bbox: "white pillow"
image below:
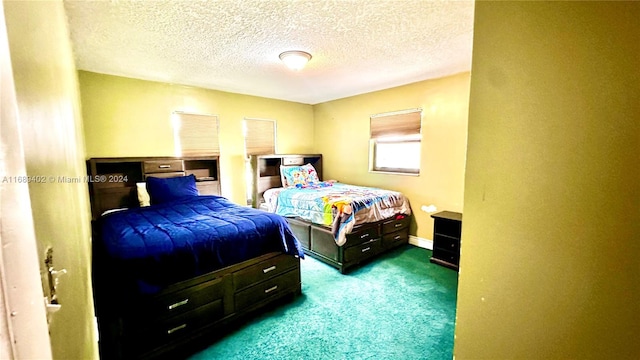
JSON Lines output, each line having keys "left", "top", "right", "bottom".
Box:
{"left": 101, "top": 208, "right": 128, "bottom": 217}
{"left": 136, "top": 182, "right": 151, "bottom": 207}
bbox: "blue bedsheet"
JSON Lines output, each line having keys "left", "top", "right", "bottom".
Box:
{"left": 97, "top": 195, "right": 303, "bottom": 295}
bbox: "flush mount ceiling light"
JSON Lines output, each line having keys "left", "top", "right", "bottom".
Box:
{"left": 279, "top": 50, "right": 312, "bottom": 71}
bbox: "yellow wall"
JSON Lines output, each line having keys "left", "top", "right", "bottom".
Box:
{"left": 313, "top": 73, "right": 470, "bottom": 239}
{"left": 79, "top": 71, "right": 315, "bottom": 203}
{"left": 81, "top": 72, "right": 469, "bottom": 240}
{"left": 4, "top": 1, "right": 98, "bottom": 359}
{"left": 456, "top": 1, "right": 640, "bottom": 358}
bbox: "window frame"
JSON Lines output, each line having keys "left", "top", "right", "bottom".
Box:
{"left": 370, "top": 136, "right": 421, "bottom": 175}
{"left": 243, "top": 118, "right": 276, "bottom": 205}
{"left": 369, "top": 108, "right": 422, "bottom": 175}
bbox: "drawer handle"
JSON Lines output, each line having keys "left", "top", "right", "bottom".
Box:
{"left": 360, "top": 233, "right": 370, "bottom": 239}
{"left": 159, "top": 164, "right": 171, "bottom": 169}
{"left": 168, "top": 299, "right": 189, "bottom": 310}
{"left": 167, "top": 324, "right": 187, "bottom": 335}
{"left": 361, "top": 247, "right": 371, "bottom": 253}
{"left": 265, "top": 285, "right": 278, "bottom": 294}
{"left": 263, "top": 265, "right": 276, "bottom": 274}
{"left": 394, "top": 223, "right": 402, "bottom": 228}
{"left": 394, "top": 235, "right": 401, "bottom": 240}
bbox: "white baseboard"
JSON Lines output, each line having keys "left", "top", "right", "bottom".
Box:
{"left": 409, "top": 235, "right": 433, "bottom": 250}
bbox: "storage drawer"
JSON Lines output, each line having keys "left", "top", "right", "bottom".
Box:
{"left": 134, "top": 300, "right": 224, "bottom": 351}
{"left": 234, "top": 268, "right": 301, "bottom": 311}
{"left": 381, "top": 216, "right": 410, "bottom": 234}
{"left": 195, "top": 180, "right": 220, "bottom": 195}
{"left": 258, "top": 176, "right": 281, "bottom": 194}
{"left": 434, "top": 218, "right": 461, "bottom": 238}
{"left": 432, "top": 248, "right": 460, "bottom": 265}
{"left": 139, "top": 276, "right": 225, "bottom": 320}
{"left": 233, "top": 254, "right": 298, "bottom": 291}
{"left": 94, "top": 187, "right": 137, "bottom": 215}
{"left": 383, "top": 228, "right": 408, "bottom": 249}
{"left": 143, "top": 159, "right": 185, "bottom": 174}
{"left": 282, "top": 157, "right": 304, "bottom": 166}
{"left": 345, "top": 224, "right": 379, "bottom": 247}
{"left": 145, "top": 171, "right": 186, "bottom": 179}
{"left": 433, "top": 234, "right": 460, "bottom": 252}
{"left": 343, "top": 238, "right": 382, "bottom": 262}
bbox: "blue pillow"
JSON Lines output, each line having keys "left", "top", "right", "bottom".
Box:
{"left": 146, "top": 175, "right": 199, "bottom": 204}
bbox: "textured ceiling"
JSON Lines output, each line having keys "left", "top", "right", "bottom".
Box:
{"left": 63, "top": 0, "right": 474, "bottom": 105}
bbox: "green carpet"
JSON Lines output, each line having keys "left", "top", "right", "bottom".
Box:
{"left": 189, "top": 245, "right": 458, "bottom": 360}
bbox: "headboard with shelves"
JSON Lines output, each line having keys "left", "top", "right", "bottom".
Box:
{"left": 87, "top": 156, "right": 220, "bottom": 219}
{"left": 249, "top": 154, "right": 322, "bottom": 208}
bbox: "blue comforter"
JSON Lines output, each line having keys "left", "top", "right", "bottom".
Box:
{"left": 97, "top": 195, "right": 303, "bottom": 295}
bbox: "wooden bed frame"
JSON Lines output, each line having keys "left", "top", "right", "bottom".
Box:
{"left": 88, "top": 157, "right": 301, "bottom": 359}
{"left": 250, "top": 154, "right": 410, "bottom": 273}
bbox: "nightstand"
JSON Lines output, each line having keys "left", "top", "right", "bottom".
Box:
{"left": 430, "top": 211, "right": 462, "bottom": 271}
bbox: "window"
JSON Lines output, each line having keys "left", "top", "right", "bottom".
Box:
{"left": 243, "top": 118, "right": 276, "bottom": 155}
{"left": 172, "top": 112, "right": 219, "bottom": 156}
{"left": 369, "top": 108, "right": 422, "bottom": 174}
{"left": 243, "top": 118, "right": 276, "bottom": 205}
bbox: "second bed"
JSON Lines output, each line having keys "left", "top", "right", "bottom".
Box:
{"left": 253, "top": 155, "right": 412, "bottom": 273}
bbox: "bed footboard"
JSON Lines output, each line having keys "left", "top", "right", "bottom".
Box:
{"left": 287, "top": 216, "right": 410, "bottom": 273}
{"left": 95, "top": 252, "right": 301, "bottom": 359}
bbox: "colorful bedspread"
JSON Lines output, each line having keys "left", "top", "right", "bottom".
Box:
{"left": 96, "top": 196, "right": 303, "bottom": 295}
{"left": 265, "top": 183, "right": 411, "bottom": 246}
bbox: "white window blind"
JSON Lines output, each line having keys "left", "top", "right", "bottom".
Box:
{"left": 244, "top": 118, "right": 276, "bottom": 155}
{"left": 173, "top": 112, "right": 219, "bottom": 156}
{"left": 370, "top": 109, "right": 422, "bottom": 139}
